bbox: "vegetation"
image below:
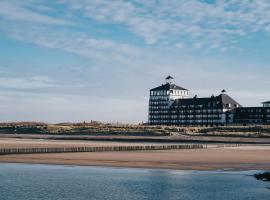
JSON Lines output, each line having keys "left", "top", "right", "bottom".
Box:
{"left": 0, "top": 122, "right": 270, "bottom": 137}
{"left": 177, "top": 126, "right": 270, "bottom": 138}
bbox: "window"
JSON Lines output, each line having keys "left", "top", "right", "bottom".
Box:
{"left": 226, "top": 104, "right": 231, "bottom": 108}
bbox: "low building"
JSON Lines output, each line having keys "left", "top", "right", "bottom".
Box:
{"left": 233, "top": 105, "right": 270, "bottom": 125}
{"left": 263, "top": 101, "right": 270, "bottom": 108}
{"left": 169, "top": 94, "right": 240, "bottom": 126}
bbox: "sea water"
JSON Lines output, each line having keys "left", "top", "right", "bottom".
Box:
{"left": 0, "top": 163, "right": 269, "bottom": 200}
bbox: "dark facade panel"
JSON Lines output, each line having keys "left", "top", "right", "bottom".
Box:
{"left": 233, "top": 107, "right": 270, "bottom": 124}
{"left": 149, "top": 93, "right": 241, "bottom": 126}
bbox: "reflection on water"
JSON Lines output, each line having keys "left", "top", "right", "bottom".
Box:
{"left": 0, "top": 163, "right": 269, "bottom": 200}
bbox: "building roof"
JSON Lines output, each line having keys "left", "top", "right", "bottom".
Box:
{"left": 150, "top": 83, "right": 188, "bottom": 91}
{"left": 171, "top": 94, "right": 241, "bottom": 109}
{"left": 262, "top": 101, "right": 270, "bottom": 104}
{"left": 219, "top": 94, "right": 241, "bottom": 107}
{"left": 166, "top": 75, "right": 173, "bottom": 80}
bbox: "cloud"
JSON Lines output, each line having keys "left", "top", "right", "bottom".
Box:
{"left": 0, "top": 75, "right": 55, "bottom": 90}
{"left": 60, "top": 0, "right": 270, "bottom": 49}
{"left": 0, "top": 74, "right": 85, "bottom": 91}
{"left": 2, "top": 24, "right": 141, "bottom": 64}
{"left": 193, "top": 42, "right": 203, "bottom": 49}
{"left": 2, "top": 0, "right": 270, "bottom": 50}
{"left": 175, "top": 42, "right": 185, "bottom": 49}
{"left": 0, "top": 1, "right": 68, "bottom": 25}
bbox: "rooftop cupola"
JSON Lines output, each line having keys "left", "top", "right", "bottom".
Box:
{"left": 165, "top": 75, "right": 173, "bottom": 84}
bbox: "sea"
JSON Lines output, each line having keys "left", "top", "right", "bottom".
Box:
{"left": 0, "top": 163, "right": 269, "bottom": 200}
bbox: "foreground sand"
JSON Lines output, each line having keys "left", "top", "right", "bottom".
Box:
{"left": 1, "top": 141, "right": 270, "bottom": 170}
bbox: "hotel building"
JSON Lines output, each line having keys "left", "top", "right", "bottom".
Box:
{"left": 148, "top": 76, "right": 269, "bottom": 126}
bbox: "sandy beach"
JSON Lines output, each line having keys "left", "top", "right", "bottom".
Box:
{"left": 1, "top": 138, "right": 270, "bottom": 170}
{"left": 0, "top": 138, "right": 164, "bottom": 148}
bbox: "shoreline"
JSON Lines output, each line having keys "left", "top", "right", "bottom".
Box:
{"left": 1, "top": 159, "right": 270, "bottom": 171}
{"left": 0, "top": 161, "right": 267, "bottom": 173}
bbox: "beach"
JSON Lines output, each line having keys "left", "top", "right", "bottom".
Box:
{"left": 1, "top": 138, "right": 270, "bottom": 170}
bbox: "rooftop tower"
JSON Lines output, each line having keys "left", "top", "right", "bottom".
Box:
{"left": 148, "top": 76, "right": 189, "bottom": 125}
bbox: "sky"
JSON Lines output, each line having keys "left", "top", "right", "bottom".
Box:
{"left": 0, "top": 0, "right": 270, "bottom": 123}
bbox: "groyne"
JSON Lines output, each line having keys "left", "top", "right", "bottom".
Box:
{"left": 0, "top": 144, "right": 206, "bottom": 155}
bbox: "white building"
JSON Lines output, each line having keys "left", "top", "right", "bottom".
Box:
{"left": 148, "top": 76, "right": 189, "bottom": 125}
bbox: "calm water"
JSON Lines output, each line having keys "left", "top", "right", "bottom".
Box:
{"left": 0, "top": 163, "right": 269, "bottom": 200}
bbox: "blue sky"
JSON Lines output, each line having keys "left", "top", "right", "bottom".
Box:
{"left": 0, "top": 0, "right": 270, "bottom": 123}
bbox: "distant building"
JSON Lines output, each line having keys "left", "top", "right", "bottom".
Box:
{"left": 169, "top": 94, "right": 240, "bottom": 126}
{"left": 233, "top": 104, "right": 270, "bottom": 125}
{"left": 148, "top": 76, "right": 240, "bottom": 125}
{"left": 263, "top": 101, "right": 270, "bottom": 108}
{"left": 148, "top": 76, "right": 270, "bottom": 126}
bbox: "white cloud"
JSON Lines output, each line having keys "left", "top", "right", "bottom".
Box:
{"left": 0, "top": 76, "right": 54, "bottom": 90}
{"left": 175, "top": 42, "right": 185, "bottom": 49}
{"left": 2, "top": 25, "right": 141, "bottom": 64}
{"left": 60, "top": 0, "right": 270, "bottom": 49}
{"left": 193, "top": 42, "right": 203, "bottom": 49}
{"left": 0, "top": 1, "right": 68, "bottom": 25}
{"left": 0, "top": 74, "right": 84, "bottom": 90}
{"left": 2, "top": 0, "right": 270, "bottom": 50}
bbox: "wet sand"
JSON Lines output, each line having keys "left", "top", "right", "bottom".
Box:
{"left": 1, "top": 133, "right": 270, "bottom": 144}
{"left": 1, "top": 138, "right": 270, "bottom": 170}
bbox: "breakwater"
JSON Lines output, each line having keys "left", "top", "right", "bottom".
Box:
{"left": 0, "top": 144, "right": 206, "bottom": 155}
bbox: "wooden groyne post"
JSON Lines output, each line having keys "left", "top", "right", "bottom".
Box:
{"left": 0, "top": 144, "right": 206, "bottom": 155}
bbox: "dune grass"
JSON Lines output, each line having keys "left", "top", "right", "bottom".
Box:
{"left": 0, "top": 122, "right": 270, "bottom": 137}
